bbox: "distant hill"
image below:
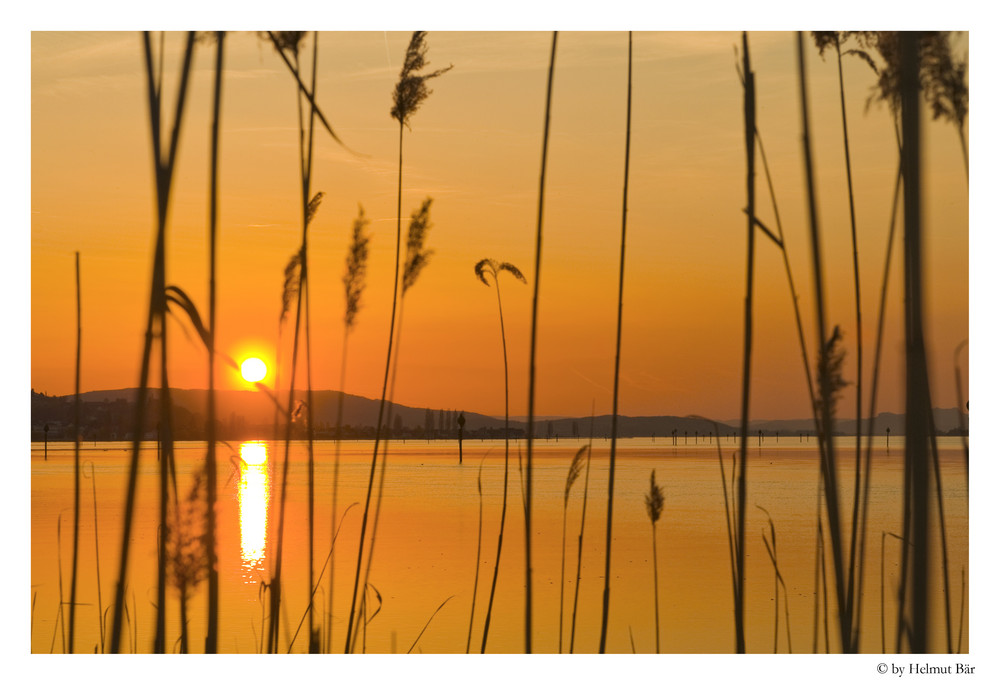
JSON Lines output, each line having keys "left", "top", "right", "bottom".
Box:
{"left": 31, "top": 387, "right": 967, "bottom": 441}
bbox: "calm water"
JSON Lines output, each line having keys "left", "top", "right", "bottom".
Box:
{"left": 30, "top": 436, "right": 968, "bottom": 654}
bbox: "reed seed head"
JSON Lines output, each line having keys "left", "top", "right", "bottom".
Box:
{"left": 343, "top": 205, "right": 371, "bottom": 330}
{"left": 280, "top": 250, "right": 302, "bottom": 325}
{"left": 645, "top": 469, "right": 665, "bottom": 524}
{"left": 815, "top": 324, "right": 849, "bottom": 420}
{"left": 391, "top": 31, "right": 453, "bottom": 127}
{"left": 168, "top": 468, "right": 209, "bottom": 594}
{"left": 403, "top": 198, "right": 434, "bottom": 294}
{"left": 475, "top": 258, "right": 527, "bottom": 287}
{"left": 564, "top": 445, "right": 587, "bottom": 506}
{"left": 306, "top": 191, "right": 325, "bottom": 227}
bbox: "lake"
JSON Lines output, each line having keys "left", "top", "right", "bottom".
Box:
{"left": 30, "top": 435, "right": 968, "bottom": 654}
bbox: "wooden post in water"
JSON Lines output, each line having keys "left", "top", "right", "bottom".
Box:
{"left": 44, "top": 423, "right": 49, "bottom": 461}
{"left": 457, "top": 412, "right": 465, "bottom": 465}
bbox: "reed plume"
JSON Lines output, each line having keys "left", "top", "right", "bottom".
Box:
{"left": 474, "top": 257, "right": 526, "bottom": 652}
{"left": 559, "top": 445, "right": 586, "bottom": 653}
{"left": 645, "top": 469, "right": 664, "bottom": 653}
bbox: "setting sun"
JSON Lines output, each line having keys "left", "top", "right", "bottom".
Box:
{"left": 240, "top": 357, "right": 267, "bottom": 383}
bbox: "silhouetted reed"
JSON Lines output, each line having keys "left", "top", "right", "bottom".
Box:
{"left": 261, "top": 29, "right": 333, "bottom": 653}
{"left": 559, "top": 445, "right": 586, "bottom": 653}
{"left": 734, "top": 30, "right": 756, "bottom": 654}
{"left": 757, "top": 505, "right": 792, "bottom": 653}
{"left": 798, "top": 30, "right": 852, "bottom": 653}
{"left": 466, "top": 456, "right": 487, "bottom": 653}
{"left": 345, "top": 31, "right": 450, "bottom": 653}
{"left": 326, "top": 206, "right": 371, "bottom": 653}
{"left": 897, "top": 30, "right": 933, "bottom": 653}
{"left": 69, "top": 252, "right": 81, "bottom": 653}
{"left": 812, "top": 36, "right": 866, "bottom": 638}
{"left": 568, "top": 410, "right": 595, "bottom": 653}
{"left": 110, "top": 31, "right": 195, "bottom": 654}
{"left": 358, "top": 197, "right": 435, "bottom": 650}
{"left": 598, "top": 29, "right": 631, "bottom": 655}
{"left": 204, "top": 29, "right": 224, "bottom": 654}
{"left": 83, "top": 461, "right": 104, "bottom": 652}
{"left": 645, "top": 470, "right": 664, "bottom": 653}
{"left": 473, "top": 258, "right": 527, "bottom": 652}
{"left": 525, "top": 31, "right": 558, "bottom": 654}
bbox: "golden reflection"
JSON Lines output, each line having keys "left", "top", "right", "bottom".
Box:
{"left": 238, "top": 441, "right": 270, "bottom": 582}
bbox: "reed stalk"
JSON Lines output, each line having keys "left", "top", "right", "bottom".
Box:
{"left": 204, "top": 29, "right": 224, "bottom": 654}
{"left": 734, "top": 30, "right": 756, "bottom": 654}
{"left": 110, "top": 31, "right": 194, "bottom": 654}
{"left": 645, "top": 470, "right": 665, "bottom": 653}
{"left": 68, "top": 252, "right": 81, "bottom": 653}
{"left": 474, "top": 258, "right": 526, "bottom": 652}
{"left": 327, "top": 207, "right": 370, "bottom": 653}
{"left": 466, "top": 456, "right": 487, "bottom": 653}
{"left": 813, "top": 36, "right": 865, "bottom": 646}
{"left": 526, "top": 31, "right": 558, "bottom": 654}
{"left": 356, "top": 198, "right": 434, "bottom": 651}
{"left": 345, "top": 32, "right": 450, "bottom": 653}
{"left": 559, "top": 446, "right": 586, "bottom": 652}
{"left": 264, "top": 31, "right": 324, "bottom": 653}
{"left": 598, "top": 29, "right": 631, "bottom": 655}
{"left": 899, "top": 30, "right": 932, "bottom": 653}
{"left": 798, "top": 31, "right": 852, "bottom": 652}
{"left": 568, "top": 409, "right": 596, "bottom": 653}
{"left": 85, "top": 462, "right": 104, "bottom": 652}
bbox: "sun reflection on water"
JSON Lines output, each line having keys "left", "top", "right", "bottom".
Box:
{"left": 238, "top": 441, "right": 270, "bottom": 583}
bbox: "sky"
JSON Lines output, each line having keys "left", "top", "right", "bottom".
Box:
{"left": 28, "top": 25, "right": 970, "bottom": 423}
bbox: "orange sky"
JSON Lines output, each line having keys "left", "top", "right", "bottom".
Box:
{"left": 30, "top": 30, "right": 969, "bottom": 421}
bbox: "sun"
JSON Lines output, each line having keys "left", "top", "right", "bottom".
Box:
{"left": 240, "top": 357, "right": 267, "bottom": 383}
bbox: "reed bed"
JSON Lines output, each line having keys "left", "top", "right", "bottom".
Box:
{"left": 33, "top": 29, "right": 968, "bottom": 657}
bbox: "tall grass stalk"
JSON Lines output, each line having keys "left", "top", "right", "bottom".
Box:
{"left": 326, "top": 207, "right": 370, "bottom": 653}
{"left": 898, "top": 30, "right": 933, "bottom": 653}
{"left": 813, "top": 36, "right": 866, "bottom": 644}
{"left": 85, "top": 462, "right": 104, "bottom": 652}
{"left": 953, "top": 340, "right": 969, "bottom": 480}
{"left": 466, "top": 456, "right": 487, "bottom": 653}
{"left": 645, "top": 470, "right": 665, "bottom": 653}
{"left": 857, "top": 148, "right": 903, "bottom": 648}
{"left": 474, "top": 258, "right": 526, "bottom": 652}
{"left": 264, "top": 31, "right": 326, "bottom": 653}
{"left": 797, "top": 31, "right": 852, "bottom": 652}
{"left": 757, "top": 505, "right": 793, "bottom": 653}
{"left": 526, "top": 31, "right": 558, "bottom": 654}
{"left": 110, "top": 31, "right": 194, "bottom": 654}
{"left": 69, "top": 252, "right": 81, "bottom": 653}
{"left": 734, "top": 30, "right": 756, "bottom": 654}
{"left": 355, "top": 198, "right": 434, "bottom": 652}
{"left": 406, "top": 596, "right": 453, "bottom": 654}
{"left": 204, "top": 29, "right": 224, "bottom": 654}
{"left": 54, "top": 513, "right": 66, "bottom": 653}
{"left": 568, "top": 409, "right": 596, "bottom": 653}
{"left": 559, "top": 446, "right": 586, "bottom": 652}
{"left": 345, "top": 32, "right": 450, "bottom": 653}
{"left": 598, "top": 29, "right": 630, "bottom": 655}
